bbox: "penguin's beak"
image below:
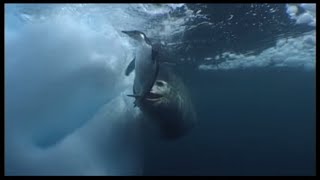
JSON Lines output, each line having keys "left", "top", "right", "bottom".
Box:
{"left": 121, "top": 30, "right": 130, "bottom": 35}
{"left": 121, "top": 30, "right": 143, "bottom": 42}
{"left": 121, "top": 31, "right": 135, "bottom": 38}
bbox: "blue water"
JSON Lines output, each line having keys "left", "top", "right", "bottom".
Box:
{"left": 144, "top": 69, "right": 315, "bottom": 176}
{"left": 5, "top": 3, "right": 315, "bottom": 176}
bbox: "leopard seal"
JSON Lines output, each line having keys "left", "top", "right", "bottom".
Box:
{"left": 138, "top": 65, "right": 197, "bottom": 140}
{"left": 122, "top": 31, "right": 197, "bottom": 140}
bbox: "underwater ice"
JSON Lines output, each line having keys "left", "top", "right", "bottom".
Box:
{"left": 5, "top": 12, "right": 144, "bottom": 175}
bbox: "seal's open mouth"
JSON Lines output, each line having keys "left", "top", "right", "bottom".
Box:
{"left": 145, "top": 92, "right": 163, "bottom": 101}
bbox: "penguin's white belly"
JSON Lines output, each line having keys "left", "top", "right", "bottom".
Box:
{"left": 134, "top": 45, "right": 155, "bottom": 96}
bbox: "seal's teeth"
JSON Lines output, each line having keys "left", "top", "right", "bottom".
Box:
{"left": 145, "top": 98, "right": 160, "bottom": 102}
{"left": 147, "top": 92, "right": 162, "bottom": 99}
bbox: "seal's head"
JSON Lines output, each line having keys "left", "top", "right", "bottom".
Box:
{"left": 139, "top": 70, "right": 197, "bottom": 140}
{"left": 144, "top": 80, "right": 172, "bottom": 107}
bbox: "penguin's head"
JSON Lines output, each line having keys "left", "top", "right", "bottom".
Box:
{"left": 122, "top": 30, "right": 151, "bottom": 45}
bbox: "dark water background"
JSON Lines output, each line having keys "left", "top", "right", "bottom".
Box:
{"left": 143, "top": 68, "right": 315, "bottom": 176}
{"left": 142, "top": 4, "right": 316, "bottom": 176}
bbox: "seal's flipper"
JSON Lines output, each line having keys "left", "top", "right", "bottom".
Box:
{"left": 125, "top": 58, "right": 135, "bottom": 76}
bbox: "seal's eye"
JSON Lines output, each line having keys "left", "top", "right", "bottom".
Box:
{"left": 156, "top": 81, "right": 165, "bottom": 87}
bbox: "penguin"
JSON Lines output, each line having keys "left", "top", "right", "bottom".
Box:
{"left": 122, "top": 30, "right": 159, "bottom": 108}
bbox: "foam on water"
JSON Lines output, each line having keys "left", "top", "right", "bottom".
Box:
{"left": 198, "top": 3, "right": 315, "bottom": 71}
{"left": 199, "top": 30, "right": 315, "bottom": 71}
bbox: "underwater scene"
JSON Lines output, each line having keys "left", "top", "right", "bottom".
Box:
{"left": 5, "top": 3, "right": 315, "bottom": 176}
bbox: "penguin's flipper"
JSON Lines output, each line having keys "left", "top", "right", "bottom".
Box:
{"left": 125, "top": 58, "right": 135, "bottom": 76}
